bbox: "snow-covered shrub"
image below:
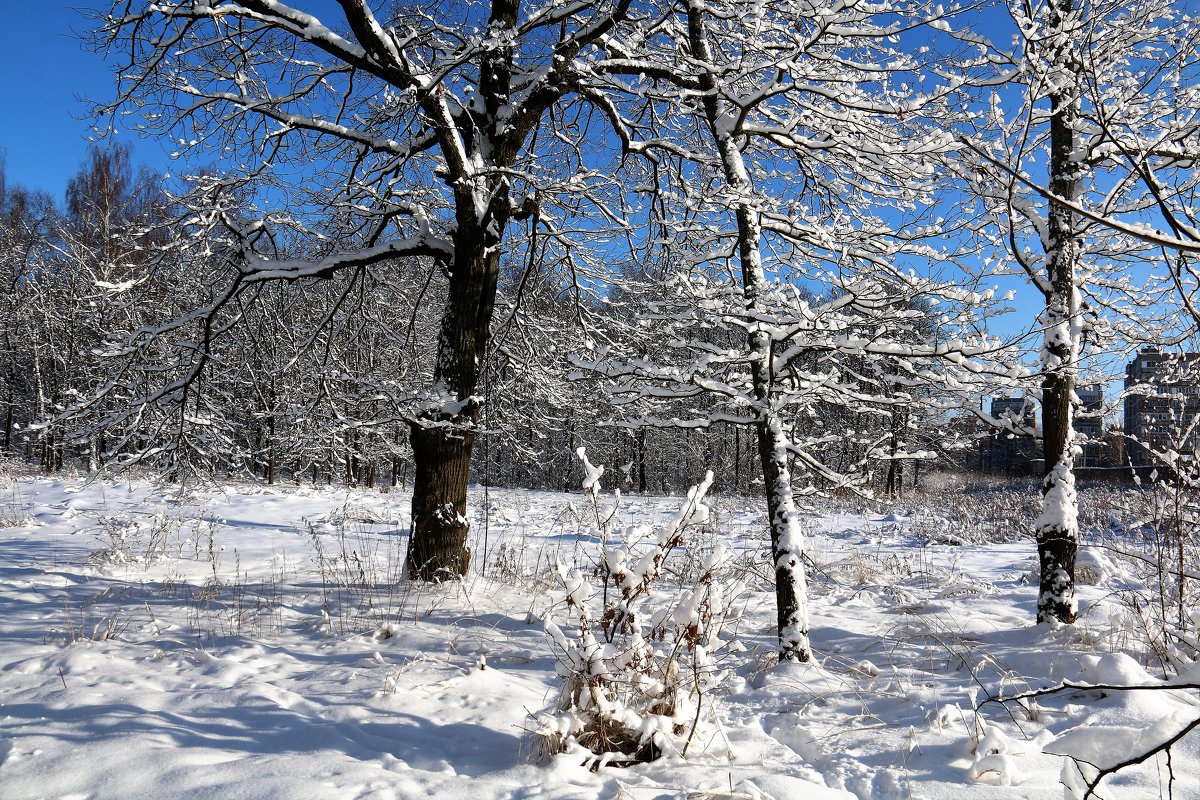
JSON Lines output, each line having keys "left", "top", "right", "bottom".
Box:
{"left": 88, "top": 512, "right": 173, "bottom": 566}
{"left": 1138, "top": 482, "right": 1200, "bottom": 667}
{"left": 1075, "top": 479, "right": 1200, "bottom": 673}
{"left": 535, "top": 449, "right": 741, "bottom": 768}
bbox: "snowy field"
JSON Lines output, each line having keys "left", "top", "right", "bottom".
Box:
{"left": 1, "top": 470, "right": 1198, "bottom": 799}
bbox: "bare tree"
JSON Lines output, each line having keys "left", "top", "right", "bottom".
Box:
{"left": 0, "top": 161, "right": 56, "bottom": 458}
{"left": 576, "top": 0, "right": 1012, "bottom": 661}
{"left": 962, "top": 0, "right": 1200, "bottom": 623}
{"left": 88, "top": 0, "right": 639, "bottom": 579}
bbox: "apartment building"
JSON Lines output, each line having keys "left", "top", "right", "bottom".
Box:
{"left": 1124, "top": 349, "right": 1200, "bottom": 471}
{"left": 979, "top": 386, "right": 1106, "bottom": 475}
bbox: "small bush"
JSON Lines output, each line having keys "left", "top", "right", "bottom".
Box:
{"left": 535, "top": 449, "right": 740, "bottom": 769}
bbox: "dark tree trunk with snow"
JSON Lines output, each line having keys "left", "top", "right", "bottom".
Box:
{"left": 406, "top": 207, "right": 505, "bottom": 579}
{"left": 397, "top": 0, "right": 633, "bottom": 579}
{"left": 402, "top": 0, "right": 513, "bottom": 577}
{"left": 91, "top": 0, "right": 633, "bottom": 581}
{"left": 755, "top": 415, "right": 811, "bottom": 661}
{"left": 400, "top": 0, "right": 616, "bottom": 578}
{"left": 1038, "top": 364, "right": 1078, "bottom": 624}
{"left": 408, "top": 423, "right": 475, "bottom": 578}
{"left": 1035, "top": 0, "right": 1082, "bottom": 624}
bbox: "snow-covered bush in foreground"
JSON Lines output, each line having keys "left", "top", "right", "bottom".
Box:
{"left": 535, "top": 449, "right": 740, "bottom": 768}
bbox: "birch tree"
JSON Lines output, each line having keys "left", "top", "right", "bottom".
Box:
{"left": 577, "top": 0, "right": 1009, "bottom": 660}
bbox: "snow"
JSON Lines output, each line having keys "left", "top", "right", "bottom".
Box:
{"left": 0, "top": 474, "right": 1197, "bottom": 799}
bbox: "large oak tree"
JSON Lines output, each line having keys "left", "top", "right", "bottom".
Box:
{"left": 91, "top": 0, "right": 634, "bottom": 579}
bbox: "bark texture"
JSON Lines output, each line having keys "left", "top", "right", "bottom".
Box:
{"left": 1035, "top": 0, "right": 1082, "bottom": 624}
{"left": 408, "top": 423, "right": 475, "bottom": 579}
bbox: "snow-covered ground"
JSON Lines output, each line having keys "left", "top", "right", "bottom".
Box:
{"left": 1, "top": 471, "right": 1197, "bottom": 799}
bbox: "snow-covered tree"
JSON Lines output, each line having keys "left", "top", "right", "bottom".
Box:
{"left": 0, "top": 162, "right": 56, "bottom": 459}
{"left": 568, "top": 0, "right": 1020, "bottom": 661}
{"left": 85, "top": 0, "right": 648, "bottom": 579}
{"left": 578, "top": 272, "right": 1015, "bottom": 659}
{"left": 962, "top": 0, "right": 1200, "bottom": 624}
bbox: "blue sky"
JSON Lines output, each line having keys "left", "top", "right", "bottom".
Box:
{"left": 0, "top": 3, "right": 1040, "bottom": 350}
{"left": 1, "top": 1, "right": 1163, "bottom": 424}
{"left": 0, "top": 2, "right": 1080, "bottom": 366}
{"left": 0, "top": 2, "right": 171, "bottom": 199}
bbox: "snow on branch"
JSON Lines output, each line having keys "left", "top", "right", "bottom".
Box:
{"left": 986, "top": 677, "right": 1200, "bottom": 800}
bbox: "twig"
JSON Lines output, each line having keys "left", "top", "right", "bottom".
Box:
{"left": 989, "top": 680, "right": 1200, "bottom": 799}
{"left": 1054, "top": 714, "right": 1199, "bottom": 800}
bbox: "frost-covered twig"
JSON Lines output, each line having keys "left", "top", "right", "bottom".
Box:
{"left": 987, "top": 679, "right": 1200, "bottom": 799}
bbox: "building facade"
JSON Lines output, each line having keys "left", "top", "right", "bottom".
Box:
{"left": 1075, "top": 386, "right": 1105, "bottom": 468}
{"left": 979, "top": 386, "right": 1106, "bottom": 475}
{"left": 1124, "top": 349, "right": 1200, "bottom": 472}
{"left": 979, "top": 395, "right": 1038, "bottom": 475}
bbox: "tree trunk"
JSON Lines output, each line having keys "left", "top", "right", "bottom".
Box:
{"left": 757, "top": 413, "right": 812, "bottom": 661}
{"left": 399, "top": 0, "right": 528, "bottom": 581}
{"left": 1035, "top": 0, "right": 1082, "bottom": 625}
{"left": 687, "top": 4, "right": 811, "bottom": 661}
{"left": 266, "top": 385, "right": 276, "bottom": 485}
{"left": 733, "top": 424, "right": 741, "bottom": 493}
{"left": 886, "top": 408, "right": 905, "bottom": 499}
{"left": 637, "top": 427, "right": 648, "bottom": 493}
{"left": 404, "top": 208, "right": 505, "bottom": 581}
{"left": 2, "top": 400, "right": 11, "bottom": 454}
{"left": 408, "top": 423, "right": 474, "bottom": 578}
{"left": 1038, "top": 368, "right": 1079, "bottom": 624}
{"left": 564, "top": 416, "right": 576, "bottom": 492}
